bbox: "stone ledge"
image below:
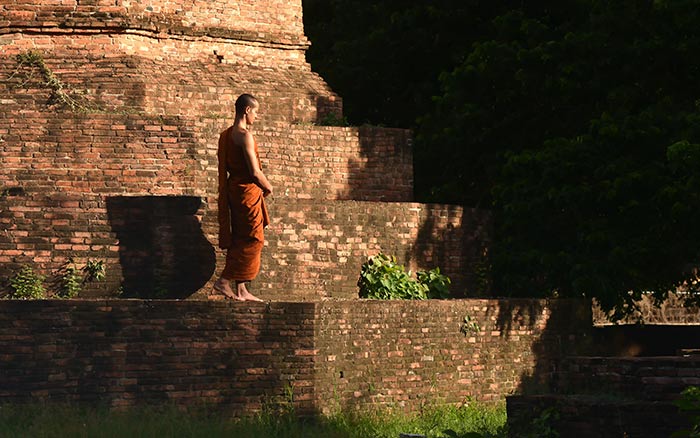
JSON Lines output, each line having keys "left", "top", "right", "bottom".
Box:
{"left": 0, "top": 22, "right": 309, "bottom": 49}
{"left": 507, "top": 394, "right": 689, "bottom": 438}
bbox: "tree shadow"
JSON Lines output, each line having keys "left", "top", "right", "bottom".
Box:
{"left": 405, "top": 205, "right": 492, "bottom": 297}
{"left": 337, "top": 126, "right": 414, "bottom": 202}
{"left": 502, "top": 298, "right": 594, "bottom": 437}
{"left": 106, "top": 196, "right": 215, "bottom": 299}
{"left": 493, "top": 299, "right": 593, "bottom": 397}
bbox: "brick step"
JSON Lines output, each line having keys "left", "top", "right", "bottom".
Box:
{"left": 507, "top": 394, "right": 689, "bottom": 438}
{"left": 256, "top": 125, "right": 413, "bottom": 202}
{"left": 248, "top": 199, "right": 489, "bottom": 301}
{"left": 0, "top": 108, "right": 413, "bottom": 203}
{"left": 0, "top": 48, "right": 340, "bottom": 125}
{"left": 557, "top": 356, "right": 700, "bottom": 401}
{"left": 0, "top": 191, "right": 490, "bottom": 300}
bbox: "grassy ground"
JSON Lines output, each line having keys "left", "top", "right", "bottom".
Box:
{"left": 0, "top": 402, "right": 507, "bottom": 438}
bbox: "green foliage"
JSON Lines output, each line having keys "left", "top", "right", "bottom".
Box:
{"left": 416, "top": 0, "right": 700, "bottom": 316}
{"left": 83, "top": 259, "right": 106, "bottom": 282}
{"left": 56, "top": 258, "right": 107, "bottom": 299}
{"left": 358, "top": 253, "right": 451, "bottom": 300}
{"left": 417, "top": 267, "right": 452, "bottom": 299}
{"left": 459, "top": 316, "right": 481, "bottom": 336}
{"left": 0, "top": 402, "right": 507, "bottom": 438}
{"left": 8, "top": 266, "right": 46, "bottom": 300}
{"left": 57, "top": 262, "right": 82, "bottom": 299}
{"left": 518, "top": 407, "right": 559, "bottom": 438}
{"left": 303, "top": 0, "right": 506, "bottom": 128}
{"left": 672, "top": 386, "right": 700, "bottom": 438}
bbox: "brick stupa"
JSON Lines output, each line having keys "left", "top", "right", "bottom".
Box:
{"left": 0, "top": 0, "right": 489, "bottom": 300}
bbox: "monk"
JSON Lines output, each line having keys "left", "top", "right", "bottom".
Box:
{"left": 213, "top": 93, "right": 273, "bottom": 301}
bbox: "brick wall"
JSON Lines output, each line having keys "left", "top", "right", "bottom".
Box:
{"left": 315, "top": 299, "right": 591, "bottom": 412}
{"left": 0, "top": 95, "right": 473, "bottom": 299}
{"left": 0, "top": 300, "right": 317, "bottom": 413}
{"left": 0, "top": 36, "right": 340, "bottom": 123}
{"left": 506, "top": 329, "right": 700, "bottom": 437}
{"left": 255, "top": 200, "right": 490, "bottom": 301}
{"left": 1, "top": 193, "right": 489, "bottom": 301}
{"left": 0, "top": 299, "right": 592, "bottom": 413}
{"left": 258, "top": 126, "right": 413, "bottom": 202}
{"left": 0, "top": 50, "right": 488, "bottom": 300}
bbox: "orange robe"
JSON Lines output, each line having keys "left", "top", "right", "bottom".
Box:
{"left": 217, "top": 126, "right": 269, "bottom": 281}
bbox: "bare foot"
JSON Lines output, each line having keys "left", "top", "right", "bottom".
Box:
{"left": 236, "top": 282, "right": 264, "bottom": 302}
{"left": 213, "top": 278, "right": 244, "bottom": 301}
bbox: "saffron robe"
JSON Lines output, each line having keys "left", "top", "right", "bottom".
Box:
{"left": 217, "top": 126, "right": 269, "bottom": 281}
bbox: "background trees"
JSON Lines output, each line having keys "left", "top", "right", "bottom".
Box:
{"left": 303, "top": 0, "right": 700, "bottom": 315}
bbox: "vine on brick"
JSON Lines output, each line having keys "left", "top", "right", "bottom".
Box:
{"left": 11, "top": 50, "right": 96, "bottom": 112}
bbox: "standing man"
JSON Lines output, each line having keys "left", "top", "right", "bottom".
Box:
{"left": 213, "top": 93, "right": 272, "bottom": 301}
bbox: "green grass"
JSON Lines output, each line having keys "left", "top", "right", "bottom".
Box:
{"left": 0, "top": 402, "right": 507, "bottom": 438}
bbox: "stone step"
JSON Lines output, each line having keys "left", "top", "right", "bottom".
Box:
{"left": 557, "top": 356, "right": 700, "bottom": 401}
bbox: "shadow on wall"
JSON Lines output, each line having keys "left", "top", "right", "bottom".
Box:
{"left": 338, "top": 126, "right": 413, "bottom": 202}
{"left": 405, "top": 206, "right": 492, "bottom": 298}
{"left": 498, "top": 299, "right": 593, "bottom": 396}
{"left": 106, "top": 196, "right": 215, "bottom": 299}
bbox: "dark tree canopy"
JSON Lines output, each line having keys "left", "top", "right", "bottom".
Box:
{"left": 303, "top": 0, "right": 506, "bottom": 128}
{"left": 304, "top": 0, "right": 700, "bottom": 316}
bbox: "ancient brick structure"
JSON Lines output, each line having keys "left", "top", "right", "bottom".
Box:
{"left": 0, "top": 0, "right": 490, "bottom": 299}
{"left": 0, "top": 298, "right": 591, "bottom": 413}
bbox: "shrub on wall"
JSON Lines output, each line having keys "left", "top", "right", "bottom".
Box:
{"left": 8, "top": 265, "right": 46, "bottom": 299}
{"left": 6, "top": 260, "right": 106, "bottom": 300}
{"left": 55, "top": 258, "right": 105, "bottom": 299}
{"left": 358, "top": 253, "right": 451, "bottom": 300}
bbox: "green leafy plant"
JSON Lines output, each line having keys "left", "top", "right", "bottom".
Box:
{"left": 83, "top": 259, "right": 106, "bottom": 282}
{"left": 358, "top": 253, "right": 451, "bottom": 300}
{"left": 673, "top": 386, "right": 700, "bottom": 438}
{"left": 8, "top": 266, "right": 46, "bottom": 299}
{"left": 56, "top": 258, "right": 107, "bottom": 299}
{"left": 57, "top": 262, "right": 82, "bottom": 299}
{"left": 517, "top": 407, "right": 559, "bottom": 438}
{"left": 417, "top": 267, "right": 451, "bottom": 299}
{"left": 459, "top": 315, "right": 481, "bottom": 336}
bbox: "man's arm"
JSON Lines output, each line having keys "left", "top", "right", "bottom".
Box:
{"left": 241, "top": 132, "right": 273, "bottom": 197}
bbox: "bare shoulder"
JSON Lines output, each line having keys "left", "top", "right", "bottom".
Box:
{"left": 231, "top": 127, "right": 254, "bottom": 147}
